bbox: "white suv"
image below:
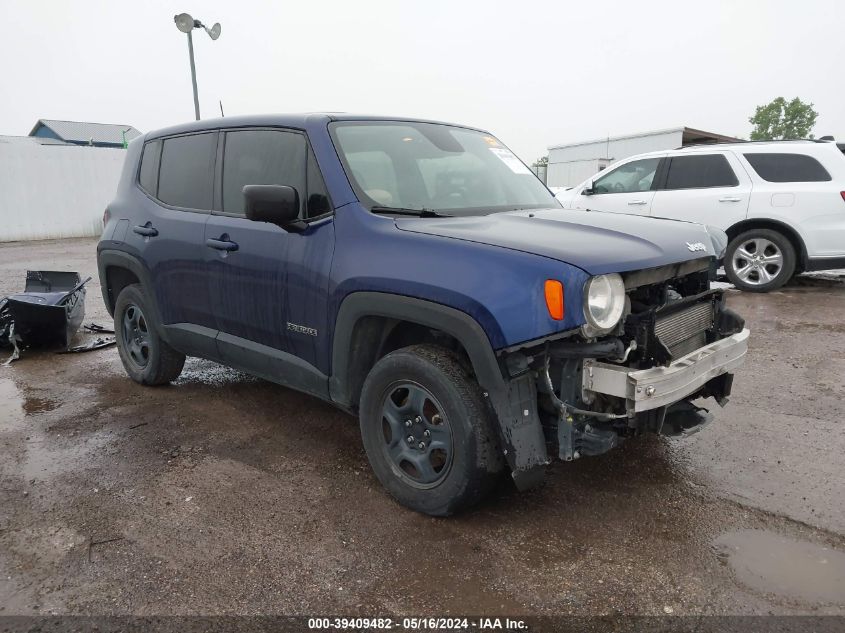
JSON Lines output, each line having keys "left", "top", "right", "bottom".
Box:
{"left": 556, "top": 140, "right": 845, "bottom": 292}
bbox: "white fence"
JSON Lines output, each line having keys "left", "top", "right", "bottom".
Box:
{"left": 0, "top": 138, "right": 127, "bottom": 242}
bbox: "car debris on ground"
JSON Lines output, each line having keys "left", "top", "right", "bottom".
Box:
{"left": 0, "top": 271, "right": 114, "bottom": 362}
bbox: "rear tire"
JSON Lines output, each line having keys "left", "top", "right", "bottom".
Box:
{"left": 114, "top": 284, "right": 185, "bottom": 385}
{"left": 359, "top": 344, "right": 505, "bottom": 516}
{"left": 725, "top": 228, "right": 796, "bottom": 292}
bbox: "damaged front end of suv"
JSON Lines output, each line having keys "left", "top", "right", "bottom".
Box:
{"left": 495, "top": 256, "right": 748, "bottom": 487}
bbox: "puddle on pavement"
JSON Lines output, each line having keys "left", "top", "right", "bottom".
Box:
{"left": 21, "top": 429, "right": 111, "bottom": 482}
{"left": 714, "top": 529, "right": 845, "bottom": 605}
{"left": 0, "top": 377, "right": 25, "bottom": 428}
{"left": 1, "top": 377, "right": 59, "bottom": 427}
{"left": 22, "top": 395, "right": 59, "bottom": 414}
{"left": 0, "top": 376, "right": 102, "bottom": 481}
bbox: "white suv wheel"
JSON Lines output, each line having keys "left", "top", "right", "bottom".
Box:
{"left": 725, "top": 229, "right": 796, "bottom": 293}
{"left": 732, "top": 237, "right": 784, "bottom": 286}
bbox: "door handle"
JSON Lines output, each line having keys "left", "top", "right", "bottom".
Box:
{"left": 627, "top": 200, "right": 648, "bottom": 206}
{"left": 205, "top": 236, "right": 239, "bottom": 252}
{"left": 132, "top": 222, "right": 158, "bottom": 237}
{"left": 719, "top": 197, "right": 742, "bottom": 203}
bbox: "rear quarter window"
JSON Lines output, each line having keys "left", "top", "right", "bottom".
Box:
{"left": 138, "top": 140, "right": 161, "bottom": 195}
{"left": 743, "top": 153, "right": 832, "bottom": 183}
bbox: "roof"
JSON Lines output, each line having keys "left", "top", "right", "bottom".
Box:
{"left": 29, "top": 119, "right": 142, "bottom": 145}
{"left": 144, "top": 113, "right": 488, "bottom": 141}
{"left": 548, "top": 126, "right": 741, "bottom": 151}
{"left": 0, "top": 135, "right": 67, "bottom": 146}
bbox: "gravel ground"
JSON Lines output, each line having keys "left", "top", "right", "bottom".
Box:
{"left": 0, "top": 238, "right": 844, "bottom": 620}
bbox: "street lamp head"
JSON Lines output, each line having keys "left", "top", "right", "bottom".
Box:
{"left": 174, "top": 13, "right": 194, "bottom": 33}
{"left": 205, "top": 22, "right": 222, "bottom": 40}
{"left": 175, "top": 13, "right": 221, "bottom": 39}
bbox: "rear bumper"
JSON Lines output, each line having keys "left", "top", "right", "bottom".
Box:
{"left": 582, "top": 328, "right": 750, "bottom": 415}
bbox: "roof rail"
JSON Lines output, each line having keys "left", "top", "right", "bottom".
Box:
{"left": 674, "top": 138, "right": 830, "bottom": 150}
{"left": 675, "top": 139, "right": 749, "bottom": 149}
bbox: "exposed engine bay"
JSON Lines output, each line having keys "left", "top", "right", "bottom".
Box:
{"left": 501, "top": 258, "right": 749, "bottom": 464}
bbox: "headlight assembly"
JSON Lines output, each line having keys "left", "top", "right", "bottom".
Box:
{"left": 582, "top": 273, "right": 626, "bottom": 335}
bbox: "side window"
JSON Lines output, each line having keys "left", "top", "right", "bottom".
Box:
{"left": 222, "top": 130, "right": 306, "bottom": 215}
{"left": 593, "top": 158, "right": 660, "bottom": 194}
{"left": 157, "top": 133, "right": 216, "bottom": 210}
{"left": 138, "top": 139, "right": 161, "bottom": 195}
{"left": 306, "top": 148, "right": 331, "bottom": 218}
{"left": 663, "top": 154, "right": 738, "bottom": 190}
{"left": 743, "top": 153, "right": 832, "bottom": 183}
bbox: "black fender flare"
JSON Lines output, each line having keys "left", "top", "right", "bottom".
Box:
{"left": 330, "top": 292, "right": 505, "bottom": 405}
{"left": 97, "top": 248, "right": 170, "bottom": 344}
{"left": 329, "top": 292, "right": 548, "bottom": 488}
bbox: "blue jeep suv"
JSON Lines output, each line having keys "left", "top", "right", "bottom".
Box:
{"left": 97, "top": 114, "right": 749, "bottom": 515}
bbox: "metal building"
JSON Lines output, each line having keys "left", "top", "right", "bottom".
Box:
{"left": 29, "top": 119, "right": 141, "bottom": 149}
{"left": 547, "top": 126, "right": 741, "bottom": 188}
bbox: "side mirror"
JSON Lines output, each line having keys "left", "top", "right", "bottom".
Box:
{"left": 582, "top": 181, "right": 596, "bottom": 196}
{"left": 243, "top": 185, "right": 301, "bottom": 227}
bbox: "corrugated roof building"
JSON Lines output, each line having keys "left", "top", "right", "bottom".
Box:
{"left": 547, "top": 126, "right": 742, "bottom": 188}
{"left": 29, "top": 119, "right": 142, "bottom": 148}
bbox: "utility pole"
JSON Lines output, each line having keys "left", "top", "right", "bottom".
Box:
{"left": 174, "top": 13, "right": 221, "bottom": 121}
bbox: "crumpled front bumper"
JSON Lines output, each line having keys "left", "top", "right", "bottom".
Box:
{"left": 581, "top": 328, "right": 750, "bottom": 415}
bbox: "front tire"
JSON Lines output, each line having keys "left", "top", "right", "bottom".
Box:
{"left": 359, "top": 344, "right": 505, "bottom": 516}
{"left": 114, "top": 284, "right": 185, "bottom": 385}
{"left": 725, "top": 228, "right": 796, "bottom": 292}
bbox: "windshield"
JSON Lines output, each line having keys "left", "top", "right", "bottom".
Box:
{"left": 330, "top": 121, "right": 559, "bottom": 215}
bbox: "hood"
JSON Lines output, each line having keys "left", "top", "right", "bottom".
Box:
{"left": 394, "top": 208, "right": 717, "bottom": 275}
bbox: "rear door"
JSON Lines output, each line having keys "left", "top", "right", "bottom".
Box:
{"left": 129, "top": 132, "right": 218, "bottom": 356}
{"left": 204, "top": 128, "right": 336, "bottom": 395}
{"left": 650, "top": 152, "right": 751, "bottom": 228}
{"left": 741, "top": 149, "right": 845, "bottom": 258}
{"left": 569, "top": 156, "right": 663, "bottom": 215}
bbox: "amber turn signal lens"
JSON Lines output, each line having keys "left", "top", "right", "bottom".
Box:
{"left": 544, "top": 280, "right": 564, "bottom": 320}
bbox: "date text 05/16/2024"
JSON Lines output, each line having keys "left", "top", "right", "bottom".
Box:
{"left": 307, "top": 617, "right": 528, "bottom": 630}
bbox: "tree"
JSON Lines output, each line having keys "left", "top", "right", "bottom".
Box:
{"left": 749, "top": 97, "right": 818, "bottom": 140}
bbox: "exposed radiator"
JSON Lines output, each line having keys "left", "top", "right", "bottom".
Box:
{"left": 654, "top": 301, "right": 714, "bottom": 359}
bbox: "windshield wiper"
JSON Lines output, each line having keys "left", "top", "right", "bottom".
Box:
{"left": 370, "top": 206, "right": 450, "bottom": 218}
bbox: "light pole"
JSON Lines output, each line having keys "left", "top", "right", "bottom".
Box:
{"left": 173, "top": 13, "right": 221, "bottom": 121}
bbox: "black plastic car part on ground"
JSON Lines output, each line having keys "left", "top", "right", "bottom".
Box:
{"left": 0, "top": 271, "right": 90, "bottom": 351}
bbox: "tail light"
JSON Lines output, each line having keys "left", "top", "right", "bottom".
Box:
{"left": 840, "top": 192, "right": 845, "bottom": 203}
{"left": 103, "top": 207, "right": 111, "bottom": 226}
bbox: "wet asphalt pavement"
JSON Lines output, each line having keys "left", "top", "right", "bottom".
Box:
{"left": 0, "top": 238, "right": 844, "bottom": 618}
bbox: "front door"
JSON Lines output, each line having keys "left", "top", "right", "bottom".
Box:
{"left": 570, "top": 156, "right": 663, "bottom": 215}
{"left": 204, "top": 128, "right": 335, "bottom": 395}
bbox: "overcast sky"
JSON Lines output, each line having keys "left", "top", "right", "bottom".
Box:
{"left": 1, "top": 0, "right": 841, "bottom": 162}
